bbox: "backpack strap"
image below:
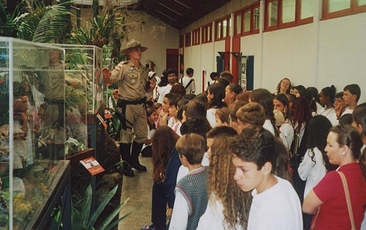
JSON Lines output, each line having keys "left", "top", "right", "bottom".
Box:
{"left": 184, "top": 79, "right": 193, "bottom": 89}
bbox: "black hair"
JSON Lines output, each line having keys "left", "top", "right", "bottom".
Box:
{"left": 158, "top": 69, "right": 168, "bottom": 87}
{"left": 353, "top": 102, "right": 366, "bottom": 137}
{"left": 206, "top": 126, "right": 237, "bottom": 139}
{"left": 339, "top": 114, "right": 353, "bottom": 126}
{"left": 320, "top": 85, "right": 336, "bottom": 104}
{"left": 210, "top": 72, "right": 218, "bottom": 80}
{"left": 335, "top": 91, "right": 343, "bottom": 99}
{"left": 180, "top": 117, "right": 211, "bottom": 137}
{"left": 185, "top": 100, "right": 207, "bottom": 120}
{"left": 208, "top": 83, "right": 226, "bottom": 108}
{"left": 228, "top": 84, "right": 243, "bottom": 95}
{"left": 344, "top": 84, "right": 361, "bottom": 102}
{"left": 186, "top": 67, "right": 194, "bottom": 75}
{"left": 331, "top": 125, "right": 363, "bottom": 174}
{"left": 166, "top": 68, "right": 178, "bottom": 76}
{"left": 217, "top": 78, "right": 230, "bottom": 88}
{"left": 306, "top": 115, "right": 336, "bottom": 171}
{"left": 231, "top": 127, "right": 276, "bottom": 172}
{"left": 306, "top": 86, "right": 319, "bottom": 114}
{"left": 274, "top": 93, "right": 290, "bottom": 120}
{"left": 250, "top": 88, "right": 278, "bottom": 137}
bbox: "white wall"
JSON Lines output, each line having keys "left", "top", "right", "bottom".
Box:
{"left": 181, "top": 3, "right": 366, "bottom": 102}
{"left": 317, "top": 13, "right": 366, "bottom": 102}
{"left": 260, "top": 23, "right": 318, "bottom": 92}
{"left": 252, "top": 12, "right": 366, "bottom": 102}
{"left": 78, "top": 2, "right": 366, "bottom": 101}
{"left": 79, "top": 8, "right": 179, "bottom": 77}
{"left": 184, "top": 40, "right": 226, "bottom": 93}
{"left": 121, "top": 11, "right": 180, "bottom": 77}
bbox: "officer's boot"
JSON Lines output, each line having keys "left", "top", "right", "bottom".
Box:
{"left": 130, "top": 141, "right": 147, "bottom": 172}
{"left": 119, "top": 143, "right": 134, "bottom": 177}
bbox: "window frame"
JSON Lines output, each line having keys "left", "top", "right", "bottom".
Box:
{"left": 202, "top": 23, "right": 213, "bottom": 44}
{"left": 322, "top": 0, "right": 366, "bottom": 20}
{"left": 234, "top": 2, "right": 261, "bottom": 37}
{"left": 264, "top": 0, "right": 313, "bottom": 32}
{"left": 215, "top": 15, "right": 231, "bottom": 41}
{"left": 185, "top": 32, "right": 191, "bottom": 47}
{"left": 192, "top": 28, "right": 201, "bottom": 46}
{"left": 234, "top": 11, "right": 243, "bottom": 36}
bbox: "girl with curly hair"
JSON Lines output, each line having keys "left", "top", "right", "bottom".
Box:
{"left": 197, "top": 126, "right": 251, "bottom": 230}
{"left": 289, "top": 96, "right": 312, "bottom": 210}
{"left": 275, "top": 78, "right": 292, "bottom": 95}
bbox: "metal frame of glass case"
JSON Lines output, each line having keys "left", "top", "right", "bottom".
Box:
{"left": 57, "top": 44, "right": 105, "bottom": 114}
{"left": 0, "top": 37, "right": 72, "bottom": 229}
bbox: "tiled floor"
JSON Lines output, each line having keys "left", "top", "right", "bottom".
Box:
{"left": 118, "top": 156, "right": 153, "bottom": 230}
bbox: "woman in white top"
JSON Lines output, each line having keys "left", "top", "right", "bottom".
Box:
{"left": 298, "top": 116, "right": 335, "bottom": 198}
{"left": 318, "top": 85, "right": 338, "bottom": 126}
{"left": 206, "top": 83, "right": 226, "bottom": 128}
{"left": 250, "top": 88, "right": 278, "bottom": 137}
{"left": 273, "top": 94, "right": 294, "bottom": 150}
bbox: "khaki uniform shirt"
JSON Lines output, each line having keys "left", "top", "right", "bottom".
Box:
{"left": 41, "top": 63, "right": 65, "bottom": 101}
{"left": 110, "top": 61, "right": 148, "bottom": 100}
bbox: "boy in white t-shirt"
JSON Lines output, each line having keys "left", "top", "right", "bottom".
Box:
{"left": 231, "top": 127, "right": 303, "bottom": 230}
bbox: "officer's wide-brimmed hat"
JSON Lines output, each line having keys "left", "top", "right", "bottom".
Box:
{"left": 122, "top": 39, "right": 147, "bottom": 54}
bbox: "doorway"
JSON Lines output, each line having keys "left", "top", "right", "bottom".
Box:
{"left": 239, "top": 55, "right": 254, "bottom": 90}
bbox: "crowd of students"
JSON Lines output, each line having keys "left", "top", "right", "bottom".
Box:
{"left": 129, "top": 70, "right": 366, "bottom": 230}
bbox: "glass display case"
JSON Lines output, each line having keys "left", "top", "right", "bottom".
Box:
{"left": 55, "top": 44, "right": 107, "bottom": 153}
{"left": 0, "top": 37, "right": 72, "bottom": 229}
{"left": 57, "top": 44, "right": 105, "bottom": 114}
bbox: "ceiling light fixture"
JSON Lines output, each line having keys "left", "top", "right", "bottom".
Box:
{"left": 158, "top": 2, "right": 183, "bottom": 16}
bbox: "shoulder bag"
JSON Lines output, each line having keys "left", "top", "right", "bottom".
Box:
{"left": 311, "top": 171, "right": 356, "bottom": 230}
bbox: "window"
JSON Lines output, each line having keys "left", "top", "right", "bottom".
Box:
{"left": 282, "top": 0, "right": 295, "bottom": 23}
{"left": 185, "top": 32, "right": 191, "bottom": 47}
{"left": 202, "top": 23, "right": 212, "bottom": 43}
{"left": 322, "top": 0, "right": 366, "bottom": 19}
{"left": 215, "top": 15, "right": 230, "bottom": 41}
{"left": 235, "top": 13, "right": 242, "bottom": 35}
{"left": 234, "top": 2, "right": 260, "bottom": 37}
{"left": 253, "top": 6, "right": 260, "bottom": 30}
{"left": 301, "top": 0, "right": 314, "bottom": 19}
{"left": 244, "top": 10, "right": 251, "bottom": 33}
{"left": 268, "top": 0, "right": 278, "bottom": 27}
{"left": 264, "top": 0, "right": 313, "bottom": 31}
{"left": 192, "top": 28, "right": 200, "bottom": 45}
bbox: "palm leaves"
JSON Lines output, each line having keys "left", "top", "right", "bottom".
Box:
{"left": 71, "top": 8, "right": 126, "bottom": 48}
{"left": 15, "top": 1, "right": 71, "bottom": 43}
{"left": 0, "top": 2, "right": 19, "bottom": 37}
{"left": 71, "top": 184, "right": 131, "bottom": 230}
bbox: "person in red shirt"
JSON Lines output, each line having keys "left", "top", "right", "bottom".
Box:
{"left": 303, "top": 125, "right": 366, "bottom": 230}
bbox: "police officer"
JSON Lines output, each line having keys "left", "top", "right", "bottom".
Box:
{"left": 103, "top": 39, "right": 156, "bottom": 177}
